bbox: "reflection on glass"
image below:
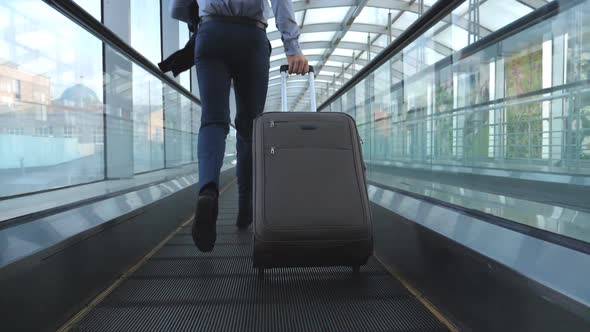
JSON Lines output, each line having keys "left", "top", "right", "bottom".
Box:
{"left": 224, "top": 128, "right": 238, "bottom": 170}
{"left": 165, "top": 86, "right": 193, "bottom": 167}
{"left": 0, "top": 0, "right": 104, "bottom": 197}
{"left": 329, "top": 0, "right": 590, "bottom": 243}
{"left": 130, "top": 0, "right": 162, "bottom": 65}
{"left": 0, "top": 0, "right": 227, "bottom": 202}
{"left": 178, "top": 23, "right": 191, "bottom": 91}
{"left": 133, "top": 64, "right": 164, "bottom": 173}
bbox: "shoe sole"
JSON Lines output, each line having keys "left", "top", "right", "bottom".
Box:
{"left": 192, "top": 195, "right": 217, "bottom": 252}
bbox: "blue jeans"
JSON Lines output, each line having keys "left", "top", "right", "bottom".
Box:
{"left": 195, "top": 20, "right": 270, "bottom": 214}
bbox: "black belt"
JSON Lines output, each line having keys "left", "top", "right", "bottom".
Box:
{"left": 200, "top": 15, "right": 267, "bottom": 31}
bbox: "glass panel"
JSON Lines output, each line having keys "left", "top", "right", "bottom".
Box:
{"left": 325, "top": 60, "right": 345, "bottom": 68}
{"left": 301, "top": 48, "right": 328, "bottom": 55}
{"left": 304, "top": 7, "right": 350, "bottom": 24}
{"left": 178, "top": 23, "right": 191, "bottom": 91}
{"left": 355, "top": 7, "right": 399, "bottom": 26}
{"left": 298, "top": 32, "right": 336, "bottom": 43}
{"left": 0, "top": 0, "right": 221, "bottom": 221}
{"left": 165, "top": 87, "right": 193, "bottom": 167}
{"left": 424, "top": 47, "right": 445, "bottom": 66}
{"left": 294, "top": 10, "right": 304, "bottom": 25}
{"left": 73, "top": 0, "right": 101, "bottom": 20}
{"left": 267, "top": 17, "right": 277, "bottom": 32}
{"left": 0, "top": 0, "right": 104, "bottom": 197}
{"left": 319, "top": 69, "right": 342, "bottom": 77}
{"left": 332, "top": 48, "right": 355, "bottom": 57}
{"left": 392, "top": 12, "right": 419, "bottom": 31}
{"left": 342, "top": 31, "right": 370, "bottom": 44}
{"left": 434, "top": 25, "right": 469, "bottom": 51}
{"left": 323, "top": 0, "right": 590, "bottom": 244}
{"left": 270, "top": 54, "right": 286, "bottom": 62}
{"left": 223, "top": 128, "right": 237, "bottom": 170}
{"left": 373, "top": 35, "right": 389, "bottom": 48}
{"left": 178, "top": 22, "right": 191, "bottom": 91}
{"left": 453, "top": 1, "right": 470, "bottom": 16}
{"left": 192, "top": 103, "right": 200, "bottom": 162}
{"left": 325, "top": 55, "right": 352, "bottom": 67}
{"left": 270, "top": 39, "right": 283, "bottom": 49}
{"left": 478, "top": 0, "right": 532, "bottom": 31}
{"left": 130, "top": 0, "right": 161, "bottom": 64}
{"left": 132, "top": 64, "right": 164, "bottom": 173}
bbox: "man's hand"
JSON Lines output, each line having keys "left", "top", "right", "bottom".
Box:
{"left": 287, "top": 53, "right": 309, "bottom": 75}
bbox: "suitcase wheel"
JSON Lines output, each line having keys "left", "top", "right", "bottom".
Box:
{"left": 352, "top": 265, "right": 360, "bottom": 273}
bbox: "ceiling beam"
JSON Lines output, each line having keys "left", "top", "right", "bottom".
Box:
{"left": 271, "top": 41, "right": 382, "bottom": 56}
{"left": 268, "top": 0, "right": 430, "bottom": 17}
{"left": 266, "top": 22, "right": 403, "bottom": 41}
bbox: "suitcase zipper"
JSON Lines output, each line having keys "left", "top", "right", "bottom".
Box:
{"left": 270, "top": 146, "right": 276, "bottom": 155}
{"left": 268, "top": 120, "right": 335, "bottom": 128}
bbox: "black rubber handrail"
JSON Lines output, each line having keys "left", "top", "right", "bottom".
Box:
{"left": 41, "top": 0, "right": 200, "bottom": 106}
{"left": 317, "top": 0, "right": 465, "bottom": 111}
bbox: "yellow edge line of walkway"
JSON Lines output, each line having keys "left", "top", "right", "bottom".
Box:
{"left": 374, "top": 253, "right": 460, "bottom": 332}
{"left": 57, "top": 179, "right": 237, "bottom": 332}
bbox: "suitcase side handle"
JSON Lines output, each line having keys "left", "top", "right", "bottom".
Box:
{"left": 279, "top": 65, "right": 316, "bottom": 113}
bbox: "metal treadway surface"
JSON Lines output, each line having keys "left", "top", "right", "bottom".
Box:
{"left": 69, "top": 184, "right": 450, "bottom": 332}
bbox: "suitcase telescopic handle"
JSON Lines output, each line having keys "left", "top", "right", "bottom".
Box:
{"left": 279, "top": 65, "right": 316, "bottom": 113}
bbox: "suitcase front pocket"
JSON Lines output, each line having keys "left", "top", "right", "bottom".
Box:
{"left": 262, "top": 146, "right": 365, "bottom": 231}
{"left": 264, "top": 120, "right": 352, "bottom": 150}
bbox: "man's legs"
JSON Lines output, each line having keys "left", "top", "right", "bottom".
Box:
{"left": 231, "top": 33, "right": 270, "bottom": 228}
{"left": 192, "top": 28, "right": 232, "bottom": 252}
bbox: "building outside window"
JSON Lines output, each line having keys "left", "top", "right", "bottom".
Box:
{"left": 63, "top": 126, "right": 77, "bottom": 138}
{"left": 13, "top": 80, "right": 21, "bottom": 99}
{"left": 93, "top": 126, "right": 103, "bottom": 144}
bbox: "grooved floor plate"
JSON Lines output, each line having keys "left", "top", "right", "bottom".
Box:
{"left": 71, "top": 185, "right": 449, "bottom": 332}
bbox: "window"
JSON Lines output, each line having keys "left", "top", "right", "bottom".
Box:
{"left": 326, "top": 0, "right": 590, "bottom": 244}
{"left": 178, "top": 23, "right": 191, "bottom": 91}
{"left": 35, "top": 127, "right": 53, "bottom": 137}
{"left": 72, "top": 0, "right": 101, "bottom": 20}
{"left": 0, "top": 0, "right": 227, "bottom": 202}
{"left": 93, "top": 126, "right": 103, "bottom": 144}
{"left": 0, "top": 79, "right": 10, "bottom": 93}
{"left": 7, "top": 128, "right": 24, "bottom": 136}
{"left": 132, "top": 66, "right": 164, "bottom": 173}
{"left": 13, "top": 80, "right": 21, "bottom": 99}
{"left": 130, "top": 0, "right": 162, "bottom": 65}
{"left": 0, "top": 0, "right": 103, "bottom": 197}
{"left": 64, "top": 126, "right": 75, "bottom": 138}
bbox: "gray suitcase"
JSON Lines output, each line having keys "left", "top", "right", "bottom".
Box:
{"left": 252, "top": 65, "right": 373, "bottom": 274}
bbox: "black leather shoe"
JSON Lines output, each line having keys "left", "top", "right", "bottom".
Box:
{"left": 192, "top": 188, "right": 218, "bottom": 252}
{"left": 236, "top": 211, "right": 252, "bottom": 230}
